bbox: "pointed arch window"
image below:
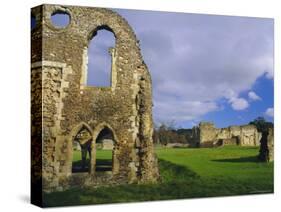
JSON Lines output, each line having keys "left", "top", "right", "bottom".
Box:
{"left": 86, "top": 27, "right": 116, "bottom": 87}
{"left": 95, "top": 127, "right": 116, "bottom": 172}
{"left": 72, "top": 126, "right": 93, "bottom": 173}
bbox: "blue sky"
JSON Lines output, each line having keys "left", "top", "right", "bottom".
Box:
{"left": 46, "top": 9, "right": 274, "bottom": 129}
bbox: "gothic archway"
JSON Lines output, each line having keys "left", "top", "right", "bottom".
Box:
{"left": 91, "top": 123, "right": 119, "bottom": 175}
{"left": 71, "top": 123, "right": 93, "bottom": 173}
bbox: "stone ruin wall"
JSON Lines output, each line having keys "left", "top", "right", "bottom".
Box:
{"left": 259, "top": 127, "right": 274, "bottom": 162}
{"left": 191, "top": 122, "right": 261, "bottom": 147}
{"left": 31, "top": 4, "right": 159, "bottom": 193}
{"left": 267, "top": 128, "right": 274, "bottom": 161}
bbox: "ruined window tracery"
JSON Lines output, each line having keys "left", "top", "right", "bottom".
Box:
{"left": 51, "top": 11, "right": 70, "bottom": 28}
{"left": 86, "top": 28, "right": 116, "bottom": 87}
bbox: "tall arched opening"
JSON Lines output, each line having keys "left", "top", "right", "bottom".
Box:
{"left": 86, "top": 26, "right": 116, "bottom": 87}
{"left": 95, "top": 126, "right": 116, "bottom": 173}
{"left": 71, "top": 125, "right": 93, "bottom": 173}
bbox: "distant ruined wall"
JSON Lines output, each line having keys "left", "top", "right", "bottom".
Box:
{"left": 192, "top": 122, "right": 261, "bottom": 147}
{"left": 239, "top": 125, "right": 261, "bottom": 146}
{"left": 31, "top": 4, "right": 159, "bottom": 193}
{"left": 199, "top": 122, "right": 217, "bottom": 144}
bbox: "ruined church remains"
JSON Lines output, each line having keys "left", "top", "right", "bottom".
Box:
{"left": 190, "top": 122, "right": 262, "bottom": 147}
{"left": 31, "top": 4, "right": 159, "bottom": 196}
{"left": 190, "top": 122, "right": 274, "bottom": 161}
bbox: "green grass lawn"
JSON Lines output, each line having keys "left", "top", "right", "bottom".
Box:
{"left": 72, "top": 149, "right": 113, "bottom": 172}
{"left": 43, "top": 146, "right": 273, "bottom": 207}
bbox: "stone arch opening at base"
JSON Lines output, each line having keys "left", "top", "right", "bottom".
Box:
{"left": 71, "top": 123, "right": 93, "bottom": 173}
{"left": 92, "top": 123, "right": 119, "bottom": 175}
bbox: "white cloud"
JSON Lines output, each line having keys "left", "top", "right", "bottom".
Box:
{"left": 248, "top": 91, "right": 262, "bottom": 101}
{"left": 224, "top": 89, "right": 249, "bottom": 111}
{"left": 229, "top": 97, "right": 249, "bottom": 110}
{"left": 153, "top": 100, "right": 219, "bottom": 124}
{"left": 110, "top": 10, "right": 274, "bottom": 124}
{"left": 265, "top": 107, "right": 274, "bottom": 117}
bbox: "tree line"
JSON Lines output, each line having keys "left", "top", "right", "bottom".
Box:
{"left": 153, "top": 123, "right": 192, "bottom": 145}
{"left": 153, "top": 117, "right": 273, "bottom": 145}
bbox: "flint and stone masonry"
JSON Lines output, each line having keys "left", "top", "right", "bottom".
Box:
{"left": 31, "top": 4, "right": 159, "bottom": 202}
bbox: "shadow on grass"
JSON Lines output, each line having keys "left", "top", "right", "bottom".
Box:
{"left": 96, "top": 159, "right": 112, "bottom": 172}
{"left": 43, "top": 159, "right": 200, "bottom": 207}
{"left": 72, "top": 159, "right": 113, "bottom": 173}
{"left": 158, "top": 159, "right": 199, "bottom": 182}
{"left": 43, "top": 158, "right": 272, "bottom": 207}
{"left": 72, "top": 159, "right": 90, "bottom": 173}
{"left": 212, "top": 156, "right": 259, "bottom": 163}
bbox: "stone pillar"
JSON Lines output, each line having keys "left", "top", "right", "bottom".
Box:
{"left": 267, "top": 128, "right": 274, "bottom": 162}
{"left": 109, "top": 47, "right": 117, "bottom": 90}
{"left": 258, "top": 128, "right": 274, "bottom": 162}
